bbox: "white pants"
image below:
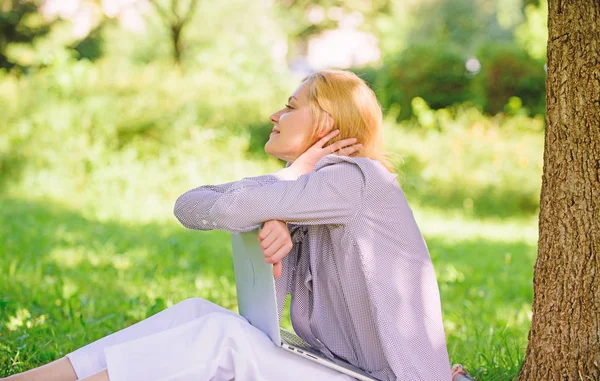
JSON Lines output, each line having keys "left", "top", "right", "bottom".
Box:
{"left": 66, "top": 298, "right": 355, "bottom": 381}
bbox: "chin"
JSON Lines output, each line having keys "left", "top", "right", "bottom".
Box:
{"left": 264, "top": 145, "right": 280, "bottom": 160}
{"left": 264, "top": 143, "right": 274, "bottom": 157}
{"left": 264, "top": 143, "right": 298, "bottom": 162}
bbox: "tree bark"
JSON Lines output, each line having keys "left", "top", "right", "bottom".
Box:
{"left": 518, "top": 1, "right": 600, "bottom": 380}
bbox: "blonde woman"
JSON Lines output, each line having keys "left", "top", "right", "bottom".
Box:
{"left": 4, "top": 70, "right": 467, "bottom": 381}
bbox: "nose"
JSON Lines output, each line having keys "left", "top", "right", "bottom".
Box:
{"left": 270, "top": 109, "right": 282, "bottom": 124}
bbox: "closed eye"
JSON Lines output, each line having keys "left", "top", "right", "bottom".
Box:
{"left": 285, "top": 104, "right": 293, "bottom": 110}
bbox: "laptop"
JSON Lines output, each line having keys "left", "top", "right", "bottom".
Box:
{"left": 230, "top": 229, "right": 380, "bottom": 381}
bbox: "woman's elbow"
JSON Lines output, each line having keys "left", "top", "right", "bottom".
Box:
{"left": 173, "top": 194, "right": 228, "bottom": 231}
{"left": 173, "top": 194, "right": 197, "bottom": 229}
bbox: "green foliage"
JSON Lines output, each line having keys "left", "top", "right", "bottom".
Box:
{"left": 495, "top": 0, "right": 525, "bottom": 30}
{"left": 175, "top": 0, "right": 288, "bottom": 71}
{"left": 368, "top": 42, "right": 474, "bottom": 121}
{"left": 390, "top": 0, "right": 515, "bottom": 56}
{"left": 474, "top": 43, "right": 546, "bottom": 116}
{"left": 363, "top": 0, "right": 547, "bottom": 120}
{"left": 146, "top": 0, "right": 200, "bottom": 64}
{"left": 274, "top": 0, "right": 392, "bottom": 39}
{"left": 0, "top": 0, "right": 54, "bottom": 70}
{"left": 515, "top": 0, "right": 548, "bottom": 61}
{"left": 0, "top": 57, "right": 292, "bottom": 220}
{"left": 365, "top": 39, "right": 546, "bottom": 122}
{"left": 72, "top": 22, "right": 107, "bottom": 62}
{"left": 388, "top": 99, "right": 544, "bottom": 218}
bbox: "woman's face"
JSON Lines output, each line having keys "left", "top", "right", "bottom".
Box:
{"left": 265, "top": 81, "right": 322, "bottom": 162}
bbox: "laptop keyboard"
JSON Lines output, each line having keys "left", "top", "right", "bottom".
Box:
{"left": 280, "top": 329, "right": 312, "bottom": 350}
{"left": 280, "top": 329, "right": 379, "bottom": 380}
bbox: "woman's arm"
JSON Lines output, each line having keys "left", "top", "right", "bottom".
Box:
{"left": 173, "top": 158, "right": 365, "bottom": 233}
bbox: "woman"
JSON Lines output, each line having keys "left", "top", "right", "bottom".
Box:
{"left": 4, "top": 70, "right": 463, "bottom": 381}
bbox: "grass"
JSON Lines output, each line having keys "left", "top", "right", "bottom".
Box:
{"left": 0, "top": 197, "right": 537, "bottom": 380}
{"left": 0, "top": 198, "right": 239, "bottom": 374}
{"left": 419, "top": 212, "right": 536, "bottom": 380}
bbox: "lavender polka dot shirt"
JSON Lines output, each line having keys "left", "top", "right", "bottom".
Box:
{"left": 174, "top": 154, "right": 453, "bottom": 381}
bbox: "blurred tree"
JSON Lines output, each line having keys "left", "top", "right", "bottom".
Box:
{"left": 403, "top": 0, "right": 514, "bottom": 57}
{"left": 372, "top": 41, "right": 473, "bottom": 121}
{"left": 0, "top": 0, "right": 54, "bottom": 71}
{"left": 495, "top": 0, "right": 524, "bottom": 30}
{"left": 475, "top": 43, "right": 546, "bottom": 116}
{"left": 362, "top": 0, "right": 554, "bottom": 120}
{"left": 275, "top": 0, "right": 391, "bottom": 36}
{"left": 72, "top": 20, "right": 110, "bottom": 62}
{"left": 274, "top": 0, "right": 391, "bottom": 61}
{"left": 148, "top": 0, "right": 198, "bottom": 66}
{"left": 515, "top": 0, "right": 548, "bottom": 61}
{"left": 518, "top": 1, "right": 599, "bottom": 379}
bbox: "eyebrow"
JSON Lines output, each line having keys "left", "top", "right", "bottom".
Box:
{"left": 288, "top": 96, "right": 297, "bottom": 103}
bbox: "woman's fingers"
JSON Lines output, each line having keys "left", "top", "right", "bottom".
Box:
{"left": 337, "top": 143, "right": 362, "bottom": 156}
{"left": 313, "top": 129, "right": 363, "bottom": 157}
{"left": 258, "top": 220, "right": 288, "bottom": 252}
{"left": 269, "top": 241, "right": 293, "bottom": 263}
{"left": 333, "top": 139, "right": 362, "bottom": 157}
{"left": 329, "top": 137, "right": 358, "bottom": 152}
{"left": 315, "top": 129, "right": 340, "bottom": 148}
{"left": 259, "top": 228, "right": 279, "bottom": 253}
{"left": 349, "top": 144, "right": 362, "bottom": 156}
{"left": 263, "top": 234, "right": 289, "bottom": 259}
{"left": 257, "top": 224, "right": 272, "bottom": 241}
{"left": 317, "top": 132, "right": 361, "bottom": 155}
{"left": 257, "top": 220, "right": 293, "bottom": 276}
{"left": 263, "top": 236, "right": 292, "bottom": 261}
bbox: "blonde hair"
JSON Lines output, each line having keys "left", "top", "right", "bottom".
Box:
{"left": 300, "top": 70, "right": 394, "bottom": 173}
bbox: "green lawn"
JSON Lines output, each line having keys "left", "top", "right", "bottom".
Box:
{"left": 0, "top": 195, "right": 537, "bottom": 380}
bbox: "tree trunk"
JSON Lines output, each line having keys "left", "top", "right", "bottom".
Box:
{"left": 171, "top": 24, "right": 183, "bottom": 65}
{"left": 517, "top": 1, "right": 600, "bottom": 380}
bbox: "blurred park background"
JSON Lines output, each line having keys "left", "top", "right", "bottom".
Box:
{"left": 0, "top": 0, "right": 548, "bottom": 379}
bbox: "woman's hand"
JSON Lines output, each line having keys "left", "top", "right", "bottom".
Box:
{"left": 289, "top": 129, "right": 362, "bottom": 177}
{"left": 257, "top": 220, "right": 293, "bottom": 278}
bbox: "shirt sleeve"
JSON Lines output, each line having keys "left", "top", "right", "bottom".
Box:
{"left": 173, "top": 160, "right": 365, "bottom": 233}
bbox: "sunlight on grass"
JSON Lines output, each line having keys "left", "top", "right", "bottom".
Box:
{"left": 2, "top": 194, "right": 537, "bottom": 379}
{"left": 49, "top": 247, "right": 86, "bottom": 268}
{"left": 415, "top": 206, "right": 539, "bottom": 244}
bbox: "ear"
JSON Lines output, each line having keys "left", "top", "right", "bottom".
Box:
{"left": 317, "top": 113, "right": 335, "bottom": 139}
{"left": 325, "top": 113, "right": 334, "bottom": 130}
